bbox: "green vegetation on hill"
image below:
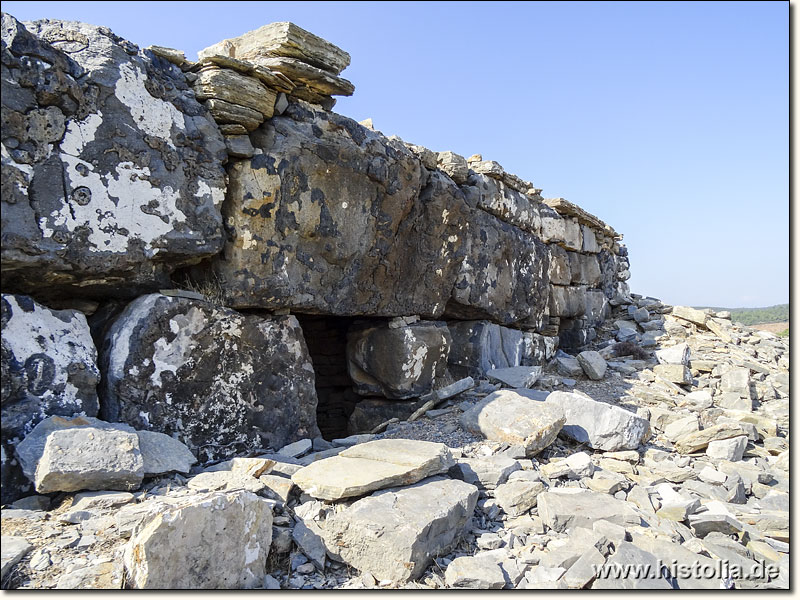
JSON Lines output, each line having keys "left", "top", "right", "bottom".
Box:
{"left": 694, "top": 304, "right": 789, "bottom": 326}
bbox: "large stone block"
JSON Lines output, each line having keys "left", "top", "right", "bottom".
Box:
{"left": 548, "top": 245, "right": 571, "bottom": 286}
{"left": 549, "top": 285, "right": 587, "bottom": 318}
{"left": 1, "top": 15, "right": 227, "bottom": 298}
{"left": 346, "top": 320, "right": 450, "bottom": 399}
{"left": 470, "top": 173, "right": 542, "bottom": 236}
{"left": 568, "top": 253, "right": 602, "bottom": 286}
{"left": 1, "top": 294, "right": 99, "bottom": 503}
{"left": 447, "top": 320, "right": 548, "bottom": 378}
{"left": 317, "top": 477, "right": 478, "bottom": 582}
{"left": 100, "top": 293, "right": 319, "bottom": 461}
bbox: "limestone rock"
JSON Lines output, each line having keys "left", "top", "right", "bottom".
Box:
{"left": 254, "top": 56, "right": 354, "bottom": 97}
{"left": 577, "top": 350, "right": 607, "bottom": 380}
{"left": 100, "top": 294, "right": 319, "bottom": 462}
{"left": 655, "top": 343, "right": 690, "bottom": 365}
{"left": 2, "top": 16, "right": 227, "bottom": 298}
{"left": 136, "top": 430, "right": 196, "bottom": 476}
{"left": 538, "top": 490, "right": 641, "bottom": 533}
{"left": 347, "top": 320, "right": 451, "bottom": 399}
{"left": 124, "top": 490, "right": 273, "bottom": 588}
{"left": 706, "top": 435, "right": 748, "bottom": 462}
{"left": 291, "top": 439, "right": 455, "bottom": 501}
{"left": 546, "top": 391, "right": 650, "bottom": 451}
{"left": 347, "top": 399, "right": 418, "bottom": 435}
{"left": 486, "top": 366, "right": 542, "bottom": 388}
{"left": 445, "top": 553, "right": 506, "bottom": 589}
{"left": 1, "top": 536, "right": 32, "bottom": 579}
{"left": 34, "top": 425, "right": 143, "bottom": 493}
{"left": 437, "top": 151, "right": 469, "bottom": 184}
{"left": 1, "top": 294, "right": 100, "bottom": 503}
{"left": 318, "top": 477, "right": 478, "bottom": 582}
{"left": 653, "top": 363, "right": 692, "bottom": 385}
{"left": 671, "top": 306, "right": 707, "bottom": 327}
{"left": 461, "top": 390, "right": 565, "bottom": 456}
{"left": 494, "top": 479, "right": 546, "bottom": 516}
{"left": 193, "top": 66, "right": 277, "bottom": 119}
{"left": 673, "top": 423, "right": 746, "bottom": 454}
{"left": 450, "top": 455, "right": 521, "bottom": 489}
{"left": 591, "top": 542, "right": 673, "bottom": 589}
{"left": 198, "top": 21, "right": 351, "bottom": 75}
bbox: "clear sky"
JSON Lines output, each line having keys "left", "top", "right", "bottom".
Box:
{"left": 3, "top": 1, "right": 789, "bottom": 308}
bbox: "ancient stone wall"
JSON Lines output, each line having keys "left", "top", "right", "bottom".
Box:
{"left": 1, "top": 14, "right": 629, "bottom": 501}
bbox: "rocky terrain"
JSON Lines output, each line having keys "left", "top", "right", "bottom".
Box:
{"left": 0, "top": 13, "right": 789, "bottom": 590}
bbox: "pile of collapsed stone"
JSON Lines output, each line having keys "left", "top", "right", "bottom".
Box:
{"left": 1, "top": 293, "right": 788, "bottom": 589}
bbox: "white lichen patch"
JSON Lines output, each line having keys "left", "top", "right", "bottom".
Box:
{"left": 60, "top": 112, "right": 103, "bottom": 157}
{"left": 1, "top": 294, "right": 98, "bottom": 417}
{"left": 194, "top": 180, "right": 225, "bottom": 208}
{"left": 46, "top": 154, "right": 187, "bottom": 254}
{"left": 115, "top": 62, "right": 184, "bottom": 147}
{"left": 149, "top": 306, "right": 207, "bottom": 387}
{"left": 401, "top": 329, "right": 427, "bottom": 381}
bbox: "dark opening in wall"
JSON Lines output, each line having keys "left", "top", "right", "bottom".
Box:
{"left": 295, "top": 314, "right": 361, "bottom": 441}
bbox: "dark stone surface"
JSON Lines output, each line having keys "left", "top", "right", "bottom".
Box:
{"left": 1, "top": 293, "right": 99, "bottom": 503}
{"left": 1, "top": 14, "right": 227, "bottom": 300}
{"left": 99, "top": 293, "right": 320, "bottom": 461}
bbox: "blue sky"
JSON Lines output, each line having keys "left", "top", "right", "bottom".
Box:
{"left": 4, "top": 1, "right": 788, "bottom": 308}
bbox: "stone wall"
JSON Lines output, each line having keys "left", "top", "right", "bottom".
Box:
{"left": 1, "top": 13, "right": 629, "bottom": 501}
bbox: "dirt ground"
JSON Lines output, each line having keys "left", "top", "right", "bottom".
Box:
{"left": 750, "top": 321, "right": 789, "bottom": 334}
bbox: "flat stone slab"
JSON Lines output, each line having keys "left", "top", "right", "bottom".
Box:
{"left": 1, "top": 536, "right": 32, "bottom": 579}
{"left": 486, "top": 366, "right": 542, "bottom": 389}
{"left": 538, "top": 490, "right": 642, "bottom": 533}
{"left": 461, "top": 390, "right": 565, "bottom": 456}
{"left": 674, "top": 423, "right": 746, "bottom": 454}
{"left": 318, "top": 477, "right": 478, "bottom": 583}
{"left": 291, "top": 439, "right": 455, "bottom": 500}
{"left": 545, "top": 391, "right": 650, "bottom": 451}
{"left": 445, "top": 553, "right": 507, "bottom": 589}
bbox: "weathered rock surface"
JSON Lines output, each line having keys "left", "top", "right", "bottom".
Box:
{"left": 317, "top": 477, "right": 478, "bottom": 582}
{"left": 461, "top": 390, "right": 565, "bottom": 456}
{"left": 1, "top": 536, "right": 32, "bottom": 579}
{"left": 538, "top": 490, "right": 641, "bottom": 532}
{"left": 291, "top": 438, "right": 455, "bottom": 500}
{"left": 100, "top": 293, "right": 319, "bottom": 461}
{"left": 1, "top": 294, "right": 100, "bottom": 502}
{"left": 577, "top": 350, "right": 607, "bottom": 379}
{"left": 136, "top": 430, "right": 197, "bottom": 476}
{"left": 486, "top": 366, "right": 541, "bottom": 388}
{"left": 346, "top": 320, "right": 450, "bottom": 399}
{"left": 1, "top": 15, "right": 227, "bottom": 298}
{"left": 123, "top": 490, "right": 273, "bottom": 588}
{"left": 546, "top": 391, "right": 650, "bottom": 451}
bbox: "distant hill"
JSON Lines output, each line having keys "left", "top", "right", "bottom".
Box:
{"left": 694, "top": 304, "right": 789, "bottom": 326}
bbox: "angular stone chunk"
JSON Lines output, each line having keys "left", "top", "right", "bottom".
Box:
{"left": 655, "top": 343, "right": 690, "bottom": 366}
{"left": 653, "top": 363, "right": 692, "bottom": 385}
{"left": 494, "top": 479, "right": 546, "bottom": 516}
{"left": 254, "top": 56, "right": 354, "bottom": 96}
{"left": 291, "top": 439, "right": 455, "bottom": 500}
{"left": 204, "top": 97, "right": 264, "bottom": 130}
{"left": 1, "top": 294, "right": 100, "bottom": 503}
{"left": 123, "top": 490, "right": 273, "bottom": 589}
{"left": 3, "top": 16, "right": 226, "bottom": 298}
{"left": 450, "top": 455, "right": 521, "bottom": 489}
{"left": 136, "top": 430, "right": 196, "bottom": 476}
{"left": 445, "top": 553, "right": 506, "bottom": 589}
{"left": 100, "top": 294, "right": 319, "bottom": 462}
{"left": 591, "top": 542, "right": 673, "bottom": 589}
{"left": 546, "top": 391, "right": 650, "bottom": 451}
{"left": 671, "top": 306, "right": 708, "bottom": 327}
{"left": 673, "top": 423, "right": 746, "bottom": 454}
{"left": 577, "top": 350, "right": 607, "bottom": 380}
{"left": 461, "top": 390, "right": 565, "bottom": 456}
{"left": 706, "top": 435, "right": 748, "bottom": 462}
{"left": 1, "top": 536, "right": 32, "bottom": 579}
{"left": 193, "top": 66, "right": 276, "bottom": 117}
{"left": 486, "top": 366, "right": 542, "bottom": 388}
{"left": 198, "top": 21, "right": 351, "bottom": 75}
{"left": 35, "top": 426, "right": 143, "bottom": 493}
{"left": 347, "top": 321, "right": 451, "bottom": 399}
{"left": 538, "top": 490, "right": 641, "bottom": 532}
{"left": 318, "top": 477, "right": 478, "bottom": 582}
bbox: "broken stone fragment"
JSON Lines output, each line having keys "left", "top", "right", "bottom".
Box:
{"left": 577, "top": 350, "right": 607, "bottom": 380}
{"left": 316, "top": 476, "right": 478, "bottom": 583}
{"left": 460, "top": 390, "right": 565, "bottom": 457}
{"left": 538, "top": 489, "right": 641, "bottom": 533}
{"left": 436, "top": 151, "right": 469, "bottom": 184}
{"left": 193, "top": 66, "right": 277, "bottom": 118}
{"left": 291, "top": 439, "right": 455, "bottom": 501}
{"left": 673, "top": 423, "right": 746, "bottom": 454}
{"left": 123, "top": 490, "right": 273, "bottom": 588}
{"left": 545, "top": 391, "right": 650, "bottom": 451}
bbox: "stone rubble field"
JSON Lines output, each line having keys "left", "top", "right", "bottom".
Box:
{"left": 1, "top": 297, "right": 789, "bottom": 590}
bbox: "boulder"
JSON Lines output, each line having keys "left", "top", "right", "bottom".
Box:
{"left": 100, "top": 294, "right": 319, "bottom": 461}
{"left": 494, "top": 479, "right": 546, "bottom": 516}
{"left": 317, "top": 477, "right": 478, "bottom": 582}
{"left": 545, "top": 391, "right": 650, "bottom": 451}
{"left": 444, "top": 553, "right": 507, "bottom": 589}
{"left": 673, "top": 424, "right": 746, "bottom": 454}
{"left": 447, "top": 320, "right": 550, "bottom": 378}
{"left": 1, "top": 294, "right": 100, "bottom": 503}
{"left": 538, "top": 490, "right": 641, "bottom": 533}
{"left": 450, "top": 455, "right": 521, "bottom": 489}
{"left": 124, "top": 490, "right": 273, "bottom": 588}
{"left": 486, "top": 366, "right": 542, "bottom": 388}
{"left": 346, "top": 320, "right": 451, "bottom": 399}
{"left": 2, "top": 16, "right": 227, "bottom": 298}
{"left": 461, "top": 390, "right": 565, "bottom": 456}
{"left": 291, "top": 438, "right": 455, "bottom": 501}
{"left": 34, "top": 425, "right": 144, "bottom": 493}
{"left": 136, "top": 430, "right": 196, "bottom": 476}
{"left": 706, "top": 435, "right": 748, "bottom": 462}
{"left": 720, "top": 367, "right": 753, "bottom": 399}
{"left": 437, "top": 151, "right": 469, "bottom": 184}
{"left": 577, "top": 351, "right": 607, "bottom": 380}
{"left": 654, "top": 343, "right": 690, "bottom": 366}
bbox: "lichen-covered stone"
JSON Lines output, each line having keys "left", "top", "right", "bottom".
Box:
{"left": 1, "top": 294, "right": 99, "bottom": 503}
{"left": 100, "top": 293, "right": 319, "bottom": 461}
{"left": 347, "top": 320, "right": 450, "bottom": 399}
{"left": 1, "top": 15, "right": 227, "bottom": 299}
